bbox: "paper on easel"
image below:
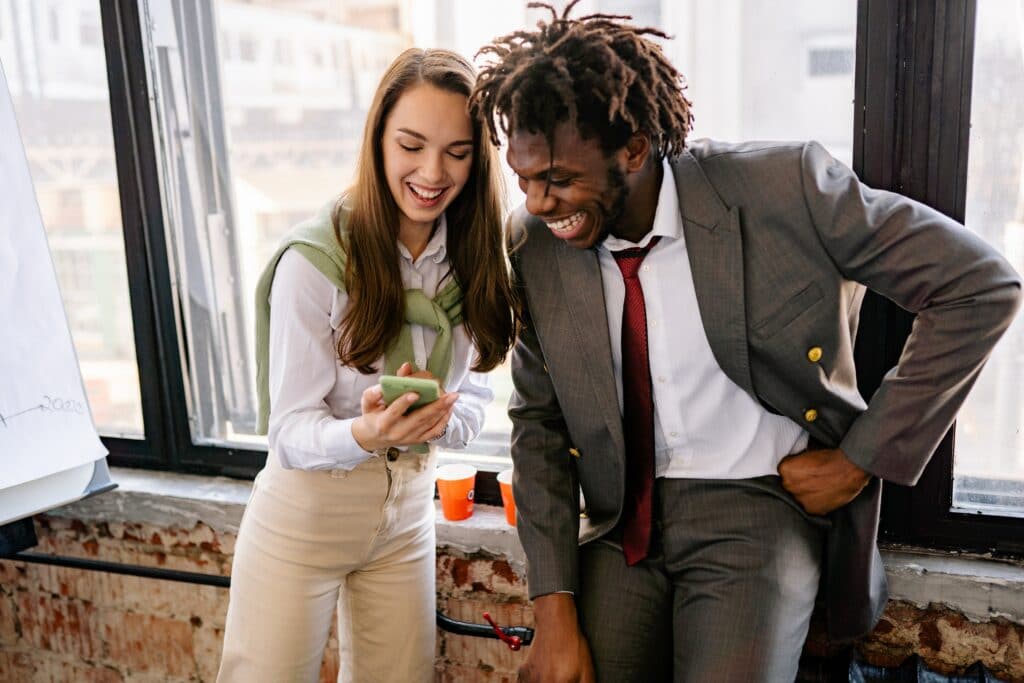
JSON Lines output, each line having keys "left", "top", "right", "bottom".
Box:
{"left": 0, "top": 58, "right": 108, "bottom": 490}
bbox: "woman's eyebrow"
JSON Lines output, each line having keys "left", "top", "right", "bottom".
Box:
{"left": 397, "top": 127, "right": 472, "bottom": 148}
{"left": 397, "top": 127, "right": 427, "bottom": 140}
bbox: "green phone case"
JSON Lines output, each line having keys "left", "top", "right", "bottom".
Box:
{"left": 379, "top": 375, "right": 441, "bottom": 409}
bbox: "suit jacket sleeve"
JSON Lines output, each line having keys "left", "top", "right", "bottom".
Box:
{"left": 508, "top": 254, "right": 581, "bottom": 599}
{"left": 800, "top": 141, "right": 1022, "bottom": 485}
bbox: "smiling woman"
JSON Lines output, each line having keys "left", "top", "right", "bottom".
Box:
{"left": 216, "top": 47, "right": 517, "bottom": 683}
{"left": 382, "top": 85, "right": 475, "bottom": 256}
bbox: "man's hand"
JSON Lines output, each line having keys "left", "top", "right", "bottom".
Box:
{"left": 778, "top": 448, "right": 870, "bottom": 516}
{"left": 518, "top": 594, "right": 596, "bottom": 683}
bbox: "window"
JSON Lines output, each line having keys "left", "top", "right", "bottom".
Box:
{"left": 49, "top": 6, "right": 60, "bottom": 43}
{"left": 130, "top": 0, "right": 858, "bottom": 465}
{"left": 808, "top": 47, "right": 855, "bottom": 77}
{"left": 9, "top": 0, "right": 144, "bottom": 438}
{"left": 238, "top": 35, "right": 257, "bottom": 63}
{"left": 80, "top": 14, "right": 101, "bottom": 47}
{"left": 952, "top": 1, "right": 1024, "bottom": 518}
{"left": 39, "top": 0, "right": 1020, "bottom": 533}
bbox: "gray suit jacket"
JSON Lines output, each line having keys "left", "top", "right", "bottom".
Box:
{"left": 507, "top": 139, "right": 1022, "bottom": 640}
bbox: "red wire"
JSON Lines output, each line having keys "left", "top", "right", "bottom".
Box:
{"left": 482, "top": 612, "right": 523, "bottom": 651}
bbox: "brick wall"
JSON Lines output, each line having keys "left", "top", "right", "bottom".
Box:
{"left": 0, "top": 512, "right": 534, "bottom": 682}
{"left": 2, "top": 508, "right": 1023, "bottom": 682}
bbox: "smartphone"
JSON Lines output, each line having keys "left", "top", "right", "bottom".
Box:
{"left": 379, "top": 375, "right": 441, "bottom": 410}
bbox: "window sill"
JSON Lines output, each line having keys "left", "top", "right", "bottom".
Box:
{"left": 42, "top": 467, "right": 1023, "bottom": 625}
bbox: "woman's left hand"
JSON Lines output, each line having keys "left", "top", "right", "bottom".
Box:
{"left": 395, "top": 361, "right": 445, "bottom": 394}
{"left": 396, "top": 362, "right": 451, "bottom": 441}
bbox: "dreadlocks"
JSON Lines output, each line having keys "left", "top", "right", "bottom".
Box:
{"left": 469, "top": 0, "right": 694, "bottom": 159}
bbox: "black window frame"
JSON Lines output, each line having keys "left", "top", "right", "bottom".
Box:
{"left": 93, "top": 0, "right": 1024, "bottom": 531}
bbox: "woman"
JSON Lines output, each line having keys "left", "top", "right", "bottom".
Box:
{"left": 218, "top": 48, "right": 516, "bottom": 682}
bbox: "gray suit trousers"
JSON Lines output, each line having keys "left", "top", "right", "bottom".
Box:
{"left": 577, "top": 476, "right": 827, "bottom": 683}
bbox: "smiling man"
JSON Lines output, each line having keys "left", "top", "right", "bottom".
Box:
{"left": 469, "top": 3, "right": 1022, "bottom": 682}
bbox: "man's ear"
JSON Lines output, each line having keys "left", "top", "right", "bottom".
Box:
{"left": 622, "top": 134, "right": 653, "bottom": 173}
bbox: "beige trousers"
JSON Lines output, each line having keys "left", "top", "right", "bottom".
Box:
{"left": 218, "top": 451, "right": 437, "bottom": 683}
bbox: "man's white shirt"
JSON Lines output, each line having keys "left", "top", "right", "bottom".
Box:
{"left": 598, "top": 158, "right": 808, "bottom": 479}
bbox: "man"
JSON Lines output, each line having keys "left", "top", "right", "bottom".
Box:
{"left": 469, "top": 3, "right": 1021, "bottom": 682}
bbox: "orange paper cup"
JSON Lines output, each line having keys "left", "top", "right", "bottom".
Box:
{"left": 436, "top": 464, "right": 476, "bottom": 521}
{"left": 497, "top": 469, "right": 515, "bottom": 526}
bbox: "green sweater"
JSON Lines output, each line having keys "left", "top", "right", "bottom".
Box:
{"left": 254, "top": 200, "right": 463, "bottom": 435}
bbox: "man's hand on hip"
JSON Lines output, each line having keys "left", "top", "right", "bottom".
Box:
{"left": 778, "top": 447, "right": 870, "bottom": 516}
{"left": 518, "top": 593, "right": 596, "bottom": 683}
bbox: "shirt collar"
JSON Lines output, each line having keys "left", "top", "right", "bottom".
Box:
{"left": 601, "top": 157, "right": 681, "bottom": 251}
{"left": 397, "top": 214, "right": 448, "bottom": 266}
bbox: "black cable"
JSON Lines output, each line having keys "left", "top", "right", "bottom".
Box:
{"left": 6, "top": 550, "right": 533, "bottom": 645}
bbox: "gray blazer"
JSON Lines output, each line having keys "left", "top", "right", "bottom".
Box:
{"left": 507, "top": 139, "right": 1022, "bottom": 640}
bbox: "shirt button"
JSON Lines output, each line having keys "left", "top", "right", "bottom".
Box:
{"left": 642, "top": 265, "right": 650, "bottom": 272}
{"left": 804, "top": 408, "right": 819, "bottom": 423}
{"left": 807, "top": 346, "right": 823, "bottom": 363}
{"left": 669, "top": 431, "right": 678, "bottom": 437}
{"left": 657, "top": 376, "right": 666, "bottom": 383}
{"left": 651, "top": 319, "right": 658, "bottom": 327}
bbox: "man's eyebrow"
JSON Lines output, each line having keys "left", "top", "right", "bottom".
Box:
{"left": 396, "top": 128, "right": 473, "bottom": 148}
{"left": 519, "top": 168, "right": 576, "bottom": 181}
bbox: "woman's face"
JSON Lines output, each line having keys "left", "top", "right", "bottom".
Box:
{"left": 381, "top": 83, "right": 475, "bottom": 234}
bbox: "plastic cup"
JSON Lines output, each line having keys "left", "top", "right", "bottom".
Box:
{"left": 436, "top": 464, "right": 476, "bottom": 521}
{"left": 497, "top": 469, "right": 515, "bottom": 526}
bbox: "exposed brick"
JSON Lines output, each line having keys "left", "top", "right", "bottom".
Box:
{"left": 29, "top": 655, "right": 124, "bottom": 683}
{"left": 102, "top": 612, "right": 194, "bottom": 678}
{"left": 0, "top": 650, "right": 34, "bottom": 682}
{"left": 437, "top": 598, "right": 530, "bottom": 677}
{"left": 854, "top": 601, "right": 1024, "bottom": 681}
{"left": 0, "top": 559, "right": 27, "bottom": 585}
{"left": 919, "top": 617, "right": 944, "bottom": 651}
{"left": 0, "top": 591, "right": 21, "bottom": 647}
{"left": 314, "top": 613, "right": 341, "bottom": 683}
{"left": 318, "top": 640, "right": 340, "bottom": 683}
{"left": 193, "top": 623, "right": 225, "bottom": 683}
{"left": 437, "top": 664, "right": 517, "bottom": 683}
{"left": 436, "top": 554, "right": 527, "bottom": 600}
{"left": 16, "top": 591, "right": 103, "bottom": 660}
{"left": 119, "top": 672, "right": 192, "bottom": 683}
{"left": 10, "top": 509, "right": 1024, "bottom": 683}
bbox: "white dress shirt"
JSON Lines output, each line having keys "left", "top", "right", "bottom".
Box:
{"left": 599, "top": 158, "right": 808, "bottom": 479}
{"left": 267, "top": 217, "right": 493, "bottom": 471}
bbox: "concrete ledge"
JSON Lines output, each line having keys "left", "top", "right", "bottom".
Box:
{"left": 42, "top": 467, "right": 1024, "bottom": 626}
{"left": 882, "top": 549, "right": 1024, "bottom": 623}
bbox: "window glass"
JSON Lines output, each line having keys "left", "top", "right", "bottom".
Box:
{"left": 4, "top": 0, "right": 144, "bottom": 437}
{"left": 952, "top": 1, "right": 1024, "bottom": 517}
{"left": 139, "top": 0, "right": 855, "bottom": 461}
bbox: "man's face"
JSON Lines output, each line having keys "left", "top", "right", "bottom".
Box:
{"left": 507, "top": 123, "right": 629, "bottom": 250}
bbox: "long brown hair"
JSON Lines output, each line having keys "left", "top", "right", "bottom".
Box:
{"left": 333, "top": 48, "right": 516, "bottom": 374}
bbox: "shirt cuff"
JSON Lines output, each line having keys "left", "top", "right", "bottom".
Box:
{"left": 321, "top": 417, "right": 376, "bottom": 471}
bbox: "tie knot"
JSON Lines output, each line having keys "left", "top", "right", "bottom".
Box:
{"left": 612, "top": 236, "right": 661, "bottom": 279}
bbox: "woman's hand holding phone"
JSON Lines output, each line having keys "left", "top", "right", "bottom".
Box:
{"left": 351, "top": 362, "right": 458, "bottom": 452}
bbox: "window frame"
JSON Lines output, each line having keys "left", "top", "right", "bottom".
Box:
{"left": 94, "top": 0, "right": 1024, "bottom": 532}
{"left": 100, "top": 0, "right": 268, "bottom": 479}
{"left": 853, "top": 0, "right": 1024, "bottom": 555}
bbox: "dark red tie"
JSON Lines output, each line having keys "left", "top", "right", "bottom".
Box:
{"left": 612, "top": 236, "right": 660, "bottom": 566}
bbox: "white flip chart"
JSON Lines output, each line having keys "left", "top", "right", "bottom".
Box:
{"left": 0, "top": 56, "right": 111, "bottom": 522}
